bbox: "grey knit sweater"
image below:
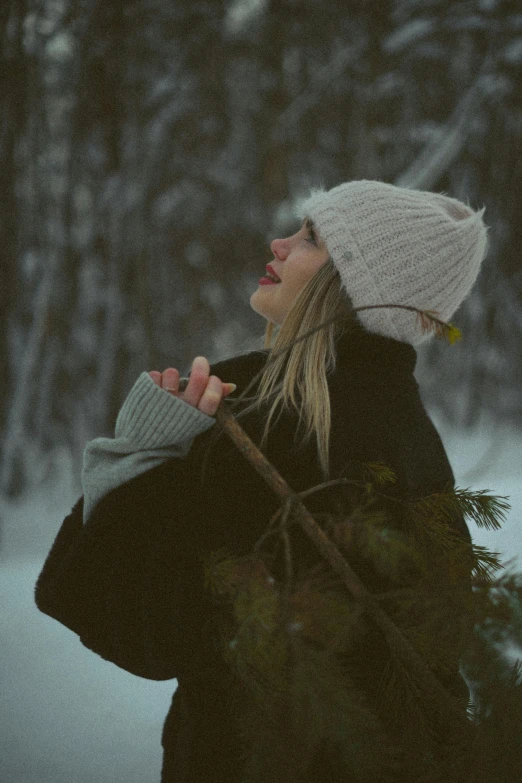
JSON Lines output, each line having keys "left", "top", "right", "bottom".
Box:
{"left": 81, "top": 372, "right": 216, "bottom": 524}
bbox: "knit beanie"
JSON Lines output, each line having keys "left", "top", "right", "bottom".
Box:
{"left": 294, "top": 180, "right": 490, "bottom": 346}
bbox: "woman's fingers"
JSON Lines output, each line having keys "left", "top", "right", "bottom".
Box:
{"left": 182, "top": 357, "right": 210, "bottom": 408}
{"left": 149, "top": 358, "right": 236, "bottom": 416}
{"left": 161, "top": 367, "right": 180, "bottom": 393}
{"left": 197, "top": 377, "right": 238, "bottom": 415}
{"left": 197, "top": 375, "right": 224, "bottom": 416}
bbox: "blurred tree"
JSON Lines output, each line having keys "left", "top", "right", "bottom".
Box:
{"left": 0, "top": 0, "right": 521, "bottom": 497}
{"left": 0, "top": 0, "right": 23, "bottom": 425}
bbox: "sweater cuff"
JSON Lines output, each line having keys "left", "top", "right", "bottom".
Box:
{"left": 115, "top": 372, "right": 216, "bottom": 449}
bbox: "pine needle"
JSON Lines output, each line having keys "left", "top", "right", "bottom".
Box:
{"left": 453, "top": 487, "right": 511, "bottom": 530}
{"left": 361, "top": 461, "right": 398, "bottom": 487}
{"left": 471, "top": 544, "right": 504, "bottom": 583}
{"left": 377, "top": 652, "right": 441, "bottom": 770}
{"left": 200, "top": 458, "right": 519, "bottom": 783}
{"left": 410, "top": 486, "right": 510, "bottom": 532}
{"left": 416, "top": 309, "right": 463, "bottom": 344}
{"left": 290, "top": 644, "right": 402, "bottom": 781}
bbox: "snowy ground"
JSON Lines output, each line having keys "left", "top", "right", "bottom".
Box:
{"left": 1, "top": 419, "right": 521, "bottom": 783}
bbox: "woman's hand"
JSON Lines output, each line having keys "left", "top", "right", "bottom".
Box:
{"left": 148, "top": 356, "right": 236, "bottom": 417}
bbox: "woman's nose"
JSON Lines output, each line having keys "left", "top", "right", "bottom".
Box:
{"left": 270, "top": 237, "right": 288, "bottom": 260}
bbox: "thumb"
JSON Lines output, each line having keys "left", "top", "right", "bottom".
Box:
{"left": 223, "top": 383, "right": 237, "bottom": 395}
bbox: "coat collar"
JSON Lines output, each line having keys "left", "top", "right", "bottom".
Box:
{"left": 333, "top": 319, "right": 417, "bottom": 376}
{"left": 213, "top": 319, "right": 417, "bottom": 393}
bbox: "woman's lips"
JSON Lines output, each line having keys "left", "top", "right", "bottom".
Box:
{"left": 265, "top": 264, "right": 281, "bottom": 281}
{"left": 258, "top": 277, "right": 281, "bottom": 285}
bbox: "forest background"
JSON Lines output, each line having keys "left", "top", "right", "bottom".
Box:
{"left": 1, "top": 2, "right": 522, "bottom": 781}
{"left": 1, "top": 0, "right": 521, "bottom": 503}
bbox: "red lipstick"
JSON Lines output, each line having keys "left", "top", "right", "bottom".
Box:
{"left": 265, "top": 264, "right": 281, "bottom": 281}
{"left": 259, "top": 263, "right": 281, "bottom": 285}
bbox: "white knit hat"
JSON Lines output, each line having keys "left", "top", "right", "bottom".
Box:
{"left": 294, "top": 180, "right": 490, "bottom": 346}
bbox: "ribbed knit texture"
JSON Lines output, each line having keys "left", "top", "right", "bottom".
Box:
{"left": 295, "top": 180, "right": 490, "bottom": 345}
{"left": 81, "top": 372, "right": 216, "bottom": 523}
{"left": 114, "top": 372, "right": 215, "bottom": 447}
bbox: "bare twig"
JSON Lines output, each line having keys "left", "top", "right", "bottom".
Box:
{"left": 252, "top": 506, "right": 287, "bottom": 560}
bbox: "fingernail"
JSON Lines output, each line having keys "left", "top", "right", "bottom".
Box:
{"left": 227, "top": 384, "right": 237, "bottom": 393}
{"left": 192, "top": 356, "right": 207, "bottom": 370}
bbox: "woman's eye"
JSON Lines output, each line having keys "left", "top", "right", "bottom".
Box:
{"left": 305, "top": 230, "right": 317, "bottom": 245}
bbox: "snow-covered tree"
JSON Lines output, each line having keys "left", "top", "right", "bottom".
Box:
{"left": 0, "top": 0, "right": 520, "bottom": 497}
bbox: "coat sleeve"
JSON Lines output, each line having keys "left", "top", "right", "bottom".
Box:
{"left": 81, "top": 372, "right": 216, "bottom": 524}
{"left": 35, "top": 419, "right": 216, "bottom": 682}
{"left": 34, "top": 355, "right": 258, "bottom": 681}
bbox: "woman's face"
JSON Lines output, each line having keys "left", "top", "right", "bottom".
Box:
{"left": 250, "top": 219, "right": 330, "bottom": 325}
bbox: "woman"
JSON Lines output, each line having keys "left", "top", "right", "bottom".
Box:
{"left": 35, "top": 180, "right": 489, "bottom": 782}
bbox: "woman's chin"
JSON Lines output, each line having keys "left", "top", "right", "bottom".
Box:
{"left": 250, "top": 291, "right": 274, "bottom": 321}
{"left": 249, "top": 300, "right": 266, "bottom": 319}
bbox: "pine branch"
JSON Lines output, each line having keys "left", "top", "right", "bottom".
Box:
{"left": 454, "top": 487, "right": 511, "bottom": 531}
{"left": 214, "top": 403, "right": 475, "bottom": 743}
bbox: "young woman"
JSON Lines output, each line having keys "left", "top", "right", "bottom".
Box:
{"left": 35, "top": 180, "right": 489, "bottom": 782}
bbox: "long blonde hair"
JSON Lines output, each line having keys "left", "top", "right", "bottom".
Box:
{"left": 208, "top": 257, "right": 354, "bottom": 482}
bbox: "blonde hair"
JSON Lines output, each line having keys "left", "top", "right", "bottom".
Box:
{"left": 204, "top": 257, "right": 354, "bottom": 483}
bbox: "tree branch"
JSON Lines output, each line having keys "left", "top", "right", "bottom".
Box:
{"left": 395, "top": 53, "right": 499, "bottom": 191}
{"left": 214, "top": 402, "right": 474, "bottom": 741}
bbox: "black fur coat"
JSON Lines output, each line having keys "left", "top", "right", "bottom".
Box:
{"left": 35, "top": 322, "right": 472, "bottom": 783}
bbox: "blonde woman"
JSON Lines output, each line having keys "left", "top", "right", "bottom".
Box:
{"left": 35, "top": 180, "right": 489, "bottom": 782}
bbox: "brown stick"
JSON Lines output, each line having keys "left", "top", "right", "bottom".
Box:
{"left": 214, "top": 403, "right": 473, "bottom": 740}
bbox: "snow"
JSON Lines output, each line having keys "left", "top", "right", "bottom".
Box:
{"left": 1, "top": 561, "right": 173, "bottom": 783}
{"left": 224, "top": 0, "right": 269, "bottom": 37}
{"left": 382, "top": 18, "right": 436, "bottom": 55}
{"left": 1, "top": 418, "right": 521, "bottom": 782}
{"left": 430, "top": 416, "right": 522, "bottom": 573}
{"left": 503, "top": 37, "right": 522, "bottom": 66}
{"left": 0, "top": 463, "right": 175, "bottom": 783}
